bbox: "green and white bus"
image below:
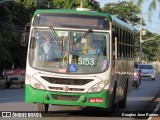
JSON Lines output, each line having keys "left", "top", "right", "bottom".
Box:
{"left": 23, "top": 8, "right": 135, "bottom": 112}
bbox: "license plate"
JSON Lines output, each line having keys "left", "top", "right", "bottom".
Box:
{"left": 89, "top": 98, "right": 103, "bottom": 103}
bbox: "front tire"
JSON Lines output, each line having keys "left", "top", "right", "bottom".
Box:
{"left": 37, "top": 103, "right": 49, "bottom": 113}
{"left": 5, "top": 82, "right": 11, "bottom": 88}
{"left": 152, "top": 77, "right": 155, "bottom": 80}
{"left": 111, "top": 83, "right": 118, "bottom": 108}
{"left": 133, "top": 81, "right": 139, "bottom": 89}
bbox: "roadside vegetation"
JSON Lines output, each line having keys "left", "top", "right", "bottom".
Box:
{"left": 0, "top": 80, "right": 5, "bottom": 89}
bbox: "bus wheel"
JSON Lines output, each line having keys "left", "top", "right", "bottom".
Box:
{"left": 118, "top": 83, "right": 128, "bottom": 108}
{"left": 111, "top": 83, "right": 117, "bottom": 108}
{"left": 5, "top": 82, "right": 11, "bottom": 89}
{"left": 37, "top": 103, "right": 49, "bottom": 113}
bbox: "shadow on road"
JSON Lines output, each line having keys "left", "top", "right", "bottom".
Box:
{"left": 41, "top": 108, "right": 124, "bottom": 117}
{"left": 0, "top": 88, "right": 24, "bottom": 103}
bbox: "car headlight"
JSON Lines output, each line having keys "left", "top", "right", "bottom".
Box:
{"left": 26, "top": 75, "right": 45, "bottom": 90}
{"left": 88, "top": 80, "right": 108, "bottom": 93}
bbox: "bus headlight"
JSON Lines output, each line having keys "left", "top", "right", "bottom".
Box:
{"left": 30, "top": 79, "right": 45, "bottom": 90}
{"left": 27, "top": 75, "right": 45, "bottom": 90}
{"left": 88, "top": 81, "right": 108, "bottom": 93}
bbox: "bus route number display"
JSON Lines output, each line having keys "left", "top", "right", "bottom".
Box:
{"left": 78, "top": 57, "right": 97, "bottom": 66}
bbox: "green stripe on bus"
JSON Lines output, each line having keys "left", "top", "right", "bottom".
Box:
{"left": 25, "top": 84, "right": 109, "bottom": 108}
{"left": 34, "top": 9, "right": 111, "bottom": 18}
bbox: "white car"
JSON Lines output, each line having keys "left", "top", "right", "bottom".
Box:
{"left": 139, "top": 64, "right": 156, "bottom": 80}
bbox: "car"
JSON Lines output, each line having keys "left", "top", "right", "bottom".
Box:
{"left": 139, "top": 64, "right": 156, "bottom": 80}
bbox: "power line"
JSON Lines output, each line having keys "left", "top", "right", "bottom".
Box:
{"left": 0, "top": 19, "right": 24, "bottom": 30}
{"left": 11, "top": 10, "right": 30, "bottom": 18}
{"left": 38, "top": 2, "right": 56, "bottom": 8}
{"left": 0, "top": 20, "right": 24, "bottom": 32}
{"left": 0, "top": 4, "right": 27, "bottom": 26}
{"left": 0, "top": 17, "right": 24, "bottom": 30}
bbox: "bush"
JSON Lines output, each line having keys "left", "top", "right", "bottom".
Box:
{"left": 156, "top": 68, "right": 160, "bottom": 75}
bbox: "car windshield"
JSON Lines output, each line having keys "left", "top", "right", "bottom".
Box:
{"left": 29, "top": 28, "right": 109, "bottom": 74}
{"left": 139, "top": 65, "right": 153, "bottom": 69}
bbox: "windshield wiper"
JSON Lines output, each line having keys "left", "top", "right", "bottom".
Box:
{"left": 49, "top": 27, "right": 60, "bottom": 44}
{"left": 74, "top": 29, "right": 93, "bottom": 44}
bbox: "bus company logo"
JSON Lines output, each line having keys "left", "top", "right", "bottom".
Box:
{"left": 63, "top": 86, "right": 69, "bottom": 91}
{"left": 2, "top": 112, "right": 11, "bottom": 117}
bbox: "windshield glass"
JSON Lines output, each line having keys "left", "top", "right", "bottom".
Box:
{"left": 29, "top": 28, "right": 109, "bottom": 74}
{"left": 139, "top": 65, "right": 153, "bottom": 69}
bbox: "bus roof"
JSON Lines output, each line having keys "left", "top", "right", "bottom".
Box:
{"left": 34, "top": 9, "right": 134, "bottom": 31}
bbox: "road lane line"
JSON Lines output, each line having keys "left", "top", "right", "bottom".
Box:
{"left": 147, "top": 103, "right": 160, "bottom": 120}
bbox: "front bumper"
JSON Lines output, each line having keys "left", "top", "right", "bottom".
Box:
{"left": 141, "top": 73, "right": 155, "bottom": 78}
{"left": 25, "top": 85, "right": 109, "bottom": 108}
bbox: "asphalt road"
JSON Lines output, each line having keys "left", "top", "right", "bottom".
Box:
{"left": 0, "top": 76, "right": 160, "bottom": 120}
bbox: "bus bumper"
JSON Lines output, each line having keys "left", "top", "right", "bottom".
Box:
{"left": 25, "top": 85, "right": 109, "bottom": 108}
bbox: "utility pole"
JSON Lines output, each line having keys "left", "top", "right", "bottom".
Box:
{"left": 35, "top": 0, "right": 37, "bottom": 7}
{"left": 80, "top": 0, "right": 83, "bottom": 8}
{"left": 139, "top": 14, "right": 143, "bottom": 64}
{"left": 47, "top": 3, "right": 50, "bottom": 8}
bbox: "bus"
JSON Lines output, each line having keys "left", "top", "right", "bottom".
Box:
{"left": 23, "top": 8, "right": 135, "bottom": 112}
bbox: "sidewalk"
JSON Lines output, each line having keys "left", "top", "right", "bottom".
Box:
{"left": 148, "top": 92, "right": 160, "bottom": 120}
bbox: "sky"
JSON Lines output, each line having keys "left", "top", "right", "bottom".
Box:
{"left": 98, "top": 0, "right": 160, "bottom": 34}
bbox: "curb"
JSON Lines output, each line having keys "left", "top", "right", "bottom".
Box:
{"left": 147, "top": 91, "right": 160, "bottom": 120}
{"left": 147, "top": 103, "right": 160, "bottom": 120}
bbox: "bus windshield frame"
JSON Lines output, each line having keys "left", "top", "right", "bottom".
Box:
{"left": 29, "top": 27, "right": 110, "bottom": 74}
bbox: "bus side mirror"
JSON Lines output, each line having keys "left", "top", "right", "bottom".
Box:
{"left": 21, "top": 23, "right": 30, "bottom": 46}
{"left": 21, "top": 33, "right": 29, "bottom": 46}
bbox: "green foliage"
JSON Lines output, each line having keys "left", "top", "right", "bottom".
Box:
{"left": 51, "top": 0, "right": 79, "bottom": 9}
{"left": 102, "top": 1, "right": 141, "bottom": 24}
{"left": 15, "top": 0, "right": 34, "bottom": 9}
{"left": 102, "top": 1, "right": 142, "bottom": 60}
{"left": 142, "top": 32, "right": 160, "bottom": 62}
{"left": 50, "top": 0, "right": 100, "bottom": 11}
{"left": 0, "top": 1, "right": 30, "bottom": 73}
{"left": 143, "top": 41, "right": 158, "bottom": 61}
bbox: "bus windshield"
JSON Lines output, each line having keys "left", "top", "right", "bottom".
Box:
{"left": 29, "top": 28, "right": 109, "bottom": 74}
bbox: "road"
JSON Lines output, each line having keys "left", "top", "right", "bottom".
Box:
{"left": 0, "top": 76, "right": 160, "bottom": 120}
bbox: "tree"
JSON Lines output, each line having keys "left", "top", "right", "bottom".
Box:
{"left": 51, "top": 0, "right": 100, "bottom": 11}
{"left": 142, "top": 32, "right": 160, "bottom": 62}
{"left": 102, "top": 1, "right": 142, "bottom": 60}
{"left": 0, "top": 1, "right": 30, "bottom": 73}
{"left": 102, "top": 1, "right": 141, "bottom": 24}
{"left": 143, "top": 40, "right": 158, "bottom": 61}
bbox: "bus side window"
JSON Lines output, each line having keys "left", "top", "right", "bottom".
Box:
{"left": 112, "top": 31, "right": 116, "bottom": 58}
